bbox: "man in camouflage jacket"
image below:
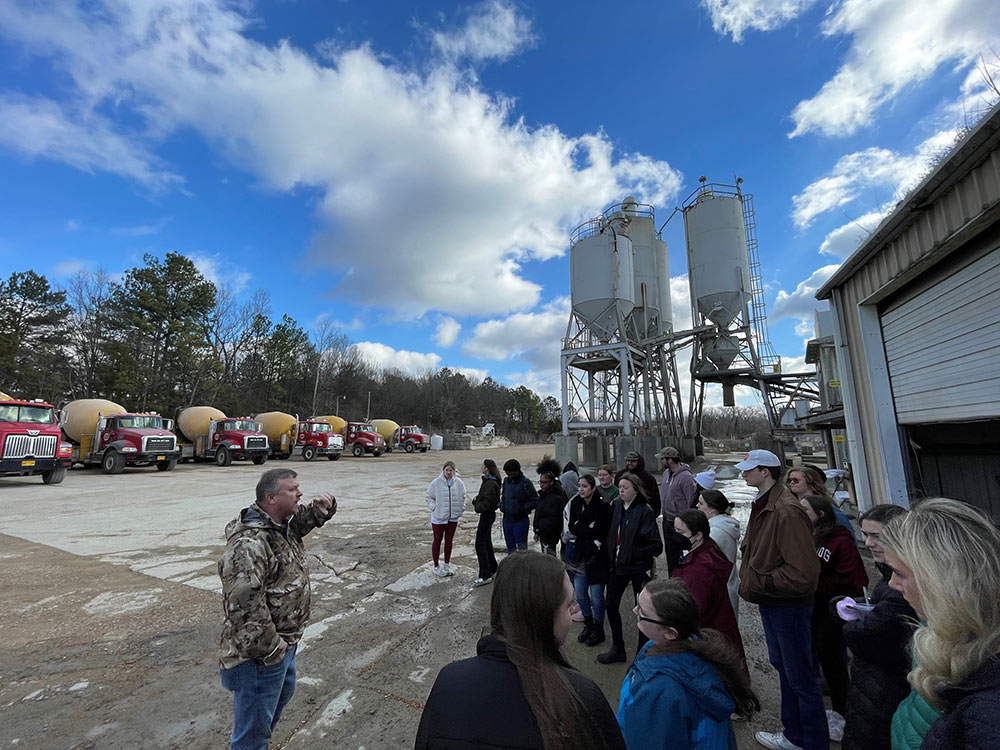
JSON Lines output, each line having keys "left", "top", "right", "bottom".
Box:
{"left": 218, "top": 468, "right": 335, "bottom": 750}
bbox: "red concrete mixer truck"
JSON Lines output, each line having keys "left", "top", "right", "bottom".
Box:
{"left": 59, "top": 399, "right": 182, "bottom": 474}
{"left": 0, "top": 396, "right": 72, "bottom": 484}
{"left": 175, "top": 407, "right": 269, "bottom": 466}
{"left": 312, "top": 416, "right": 384, "bottom": 457}
{"left": 257, "top": 412, "right": 343, "bottom": 461}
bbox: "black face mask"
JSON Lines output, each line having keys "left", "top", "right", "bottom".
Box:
{"left": 675, "top": 533, "right": 692, "bottom": 550}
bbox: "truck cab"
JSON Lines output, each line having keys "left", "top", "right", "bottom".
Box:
{"left": 208, "top": 418, "right": 269, "bottom": 466}
{"left": 296, "top": 420, "right": 343, "bottom": 461}
{"left": 0, "top": 399, "right": 72, "bottom": 484}
{"left": 92, "top": 413, "right": 181, "bottom": 474}
{"left": 394, "top": 425, "right": 430, "bottom": 453}
{"left": 345, "top": 422, "right": 385, "bottom": 457}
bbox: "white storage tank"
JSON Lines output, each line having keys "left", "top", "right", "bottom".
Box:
{"left": 621, "top": 197, "right": 661, "bottom": 337}
{"left": 684, "top": 191, "right": 750, "bottom": 328}
{"left": 570, "top": 222, "right": 636, "bottom": 341}
{"left": 654, "top": 237, "right": 673, "bottom": 332}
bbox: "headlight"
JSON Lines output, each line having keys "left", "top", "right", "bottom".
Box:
{"left": 122, "top": 446, "right": 137, "bottom": 453}
{"left": 59, "top": 443, "right": 73, "bottom": 457}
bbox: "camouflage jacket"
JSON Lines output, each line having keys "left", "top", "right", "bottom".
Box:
{"left": 217, "top": 502, "right": 328, "bottom": 669}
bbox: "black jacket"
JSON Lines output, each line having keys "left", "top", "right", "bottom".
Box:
{"left": 920, "top": 656, "right": 1000, "bottom": 750}
{"left": 473, "top": 476, "right": 501, "bottom": 514}
{"left": 414, "top": 635, "right": 626, "bottom": 750}
{"left": 606, "top": 499, "right": 663, "bottom": 577}
{"left": 500, "top": 473, "right": 538, "bottom": 521}
{"left": 568, "top": 493, "right": 612, "bottom": 584}
{"left": 838, "top": 565, "right": 917, "bottom": 750}
{"left": 533, "top": 484, "right": 567, "bottom": 547}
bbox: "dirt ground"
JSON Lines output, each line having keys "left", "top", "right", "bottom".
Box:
{"left": 0, "top": 444, "right": 836, "bottom": 749}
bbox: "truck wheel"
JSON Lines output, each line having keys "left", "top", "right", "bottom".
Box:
{"left": 384, "top": 445, "right": 393, "bottom": 453}
{"left": 302, "top": 445, "right": 316, "bottom": 461}
{"left": 352, "top": 443, "right": 364, "bottom": 458}
{"left": 102, "top": 450, "right": 124, "bottom": 475}
{"left": 328, "top": 453, "right": 341, "bottom": 461}
{"left": 404, "top": 442, "right": 415, "bottom": 453}
{"left": 216, "top": 447, "right": 232, "bottom": 467}
{"left": 42, "top": 467, "right": 67, "bottom": 485}
{"left": 252, "top": 454, "right": 267, "bottom": 465}
{"left": 156, "top": 459, "right": 177, "bottom": 472}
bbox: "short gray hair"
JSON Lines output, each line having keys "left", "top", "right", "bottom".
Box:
{"left": 256, "top": 468, "right": 297, "bottom": 505}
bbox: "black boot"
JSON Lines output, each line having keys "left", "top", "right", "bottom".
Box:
{"left": 577, "top": 616, "right": 594, "bottom": 643}
{"left": 597, "top": 642, "right": 626, "bottom": 664}
{"left": 586, "top": 619, "right": 605, "bottom": 647}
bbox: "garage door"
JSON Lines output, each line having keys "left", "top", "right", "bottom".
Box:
{"left": 881, "top": 247, "right": 1000, "bottom": 424}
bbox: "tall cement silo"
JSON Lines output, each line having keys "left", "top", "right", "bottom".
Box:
{"left": 569, "top": 215, "right": 635, "bottom": 343}
{"left": 621, "top": 197, "right": 661, "bottom": 338}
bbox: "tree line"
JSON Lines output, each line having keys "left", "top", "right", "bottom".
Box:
{"left": 0, "top": 255, "right": 560, "bottom": 438}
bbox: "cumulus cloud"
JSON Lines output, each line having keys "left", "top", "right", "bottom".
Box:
{"left": 430, "top": 0, "right": 536, "bottom": 63}
{"left": 791, "top": 129, "right": 958, "bottom": 228}
{"left": 700, "top": 0, "right": 818, "bottom": 42}
{"left": 351, "top": 342, "right": 442, "bottom": 377}
{"left": 0, "top": 0, "right": 682, "bottom": 319}
{"left": 187, "top": 252, "right": 252, "bottom": 293}
{"left": 789, "top": 0, "right": 1000, "bottom": 138}
{"left": 463, "top": 297, "right": 570, "bottom": 366}
{"left": 453, "top": 367, "right": 488, "bottom": 384}
{"left": 434, "top": 317, "right": 461, "bottom": 347}
{"left": 817, "top": 205, "right": 892, "bottom": 259}
{"left": 770, "top": 265, "right": 839, "bottom": 323}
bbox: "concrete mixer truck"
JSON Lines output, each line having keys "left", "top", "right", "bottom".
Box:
{"left": 257, "top": 412, "right": 343, "bottom": 461}
{"left": 59, "top": 399, "right": 181, "bottom": 474}
{"left": 175, "top": 407, "right": 269, "bottom": 466}
{"left": 311, "top": 416, "right": 384, "bottom": 457}
{"left": 1, "top": 396, "right": 72, "bottom": 484}
{"left": 370, "top": 419, "right": 430, "bottom": 453}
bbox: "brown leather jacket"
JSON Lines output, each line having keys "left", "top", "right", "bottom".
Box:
{"left": 738, "top": 482, "right": 819, "bottom": 607}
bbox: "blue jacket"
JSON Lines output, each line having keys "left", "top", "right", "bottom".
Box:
{"left": 500, "top": 473, "right": 538, "bottom": 521}
{"left": 617, "top": 643, "right": 737, "bottom": 750}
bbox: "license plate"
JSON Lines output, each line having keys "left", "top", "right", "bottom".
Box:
{"left": 21, "top": 460, "right": 35, "bottom": 467}
{"left": 156, "top": 456, "right": 165, "bottom": 461}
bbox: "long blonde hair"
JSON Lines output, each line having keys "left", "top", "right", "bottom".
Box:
{"left": 881, "top": 497, "right": 1000, "bottom": 707}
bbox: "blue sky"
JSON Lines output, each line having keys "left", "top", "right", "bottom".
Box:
{"left": 1, "top": 0, "right": 998, "bottom": 404}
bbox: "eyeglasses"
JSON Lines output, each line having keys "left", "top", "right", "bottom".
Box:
{"left": 634, "top": 595, "right": 671, "bottom": 626}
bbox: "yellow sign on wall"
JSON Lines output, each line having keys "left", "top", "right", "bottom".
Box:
{"left": 829, "top": 379, "right": 841, "bottom": 388}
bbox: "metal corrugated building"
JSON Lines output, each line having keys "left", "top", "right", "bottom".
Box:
{"left": 816, "top": 102, "right": 1000, "bottom": 516}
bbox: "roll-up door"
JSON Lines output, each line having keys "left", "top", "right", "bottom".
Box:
{"left": 880, "top": 247, "right": 1000, "bottom": 424}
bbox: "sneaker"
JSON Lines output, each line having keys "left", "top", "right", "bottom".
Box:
{"left": 432, "top": 566, "right": 448, "bottom": 578}
{"left": 754, "top": 731, "right": 803, "bottom": 750}
{"left": 571, "top": 610, "right": 586, "bottom": 622}
{"left": 442, "top": 563, "right": 454, "bottom": 576}
{"left": 827, "top": 710, "right": 845, "bottom": 742}
{"left": 472, "top": 577, "right": 493, "bottom": 587}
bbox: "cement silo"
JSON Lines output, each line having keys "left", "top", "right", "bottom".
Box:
{"left": 654, "top": 237, "right": 673, "bottom": 332}
{"left": 569, "top": 216, "right": 635, "bottom": 342}
{"left": 684, "top": 189, "right": 750, "bottom": 328}
{"left": 621, "top": 197, "right": 661, "bottom": 337}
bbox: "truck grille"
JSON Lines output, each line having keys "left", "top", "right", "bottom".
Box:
{"left": 4, "top": 434, "right": 58, "bottom": 459}
{"left": 245, "top": 436, "right": 268, "bottom": 449}
{"left": 143, "top": 436, "right": 177, "bottom": 453}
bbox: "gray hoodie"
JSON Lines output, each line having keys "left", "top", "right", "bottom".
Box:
{"left": 709, "top": 513, "right": 741, "bottom": 617}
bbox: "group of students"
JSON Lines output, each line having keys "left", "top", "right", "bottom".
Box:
{"left": 421, "top": 450, "right": 1000, "bottom": 750}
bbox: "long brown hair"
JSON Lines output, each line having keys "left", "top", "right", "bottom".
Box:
{"left": 482, "top": 459, "right": 500, "bottom": 479}
{"left": 642, "top": 578, "right": 760, "bottom": 719}
{"left": 491, "top": 551, "right": 608, "bottom": 750}
{"left": 801, "top": 493, "right": 837, "bottom": 542}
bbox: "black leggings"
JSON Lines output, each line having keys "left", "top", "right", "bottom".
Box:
{"left": 474, "top": 510, "right": 498, "bottom": 579}
{"left": 813, "top": 600, "right": 851, "bottom": 716}
{"left": 606, "top": 571, "right": 650, "bottom": 654}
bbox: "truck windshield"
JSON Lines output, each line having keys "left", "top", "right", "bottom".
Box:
{"left": 0, "top": 404, "right": 55, "bottom": 424}
{"left": 115, "top": 416, "right": 164, "bottom": 429}
{"left": 222, "top": 420, "right": 259, "bottom": 431}
{"left": 310, "top": 422, "right": 332, "bottom": 433}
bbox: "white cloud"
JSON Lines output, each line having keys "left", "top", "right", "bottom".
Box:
{"left": 770, "top": 265, "right": 839, "bottom": 323}
{"left": 700, "top": 0, "right": 817, "bottom": 42}
{"left": 53, "top": 259, "right": 93, "bottom": 276}
{"left": 791, "top": 129, "right": 958, "bottom": 228}
{"left": 430, "top": 0, "right": 536, "bottom": 63}
{"left": 817, "top": 205, "right": 892, "bottom": 259}
{"left": 453, "top": 367, "right": 488, "bottom": 384}
{"left": 109, "top": 219, "right": 169, "bottom": 236}
{"left": 0, "top": 0, "right": 683, "bottom": 319}
{"left": 65, "top": 219, "right": 79, "bottom": 231}
{"left": 329, "top": 317, "right": 364, "bottom": 332}
{"left": 434, "top": 317, "right": 461, "bottom": 347}
{"left": 463, "top": 297, "right": 570, "bottom": 366}
{"left": 0, "top": 93, "right": 182, "bottom": 190}
{"left": 789, "top": 0, "right": 1000, "bottom": 138}
{"left": 352, "top": 342, "right": 442, "bottom": 377}
{"left": 187, "top": 252, "right": 252, "bottom": 293}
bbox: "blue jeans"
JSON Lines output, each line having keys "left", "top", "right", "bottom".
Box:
{"left": 572, "top": 567, "right": 606, "bottom": 621}
{"left": 759, "top": 605, "right": 830, "bottom": 750}
{"left": 220, "top": 644, "right": 297, "bottom": 750}
{"left": 502, "top": 516, "right": 529, "bottom": 552}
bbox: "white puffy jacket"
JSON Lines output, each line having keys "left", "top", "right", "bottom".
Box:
{"left": 425, "top": 473, "right": 467, "bottom": 523}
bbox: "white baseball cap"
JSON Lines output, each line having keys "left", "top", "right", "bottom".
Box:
{"left": 734, "top": 449, "right": 781, "bottom": 471}
{"left": 695, "top": 471, "right": 716, "bottom": 490}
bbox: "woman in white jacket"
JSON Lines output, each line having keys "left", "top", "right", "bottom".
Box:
{"left": 696, "top": 489, "right": 741, "bottom": 617}
{"left": 426, "top": 460, "right": 467, "bottom": 578}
